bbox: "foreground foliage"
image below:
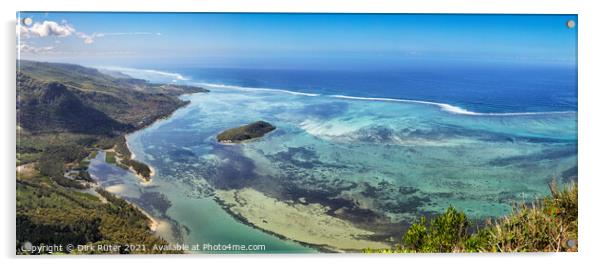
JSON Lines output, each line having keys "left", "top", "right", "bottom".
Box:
{"left": 364, "top": 182, "right": 577, "bottom": 253}
{"left": 484, "top": 181, "right": 578, "bottom": 252}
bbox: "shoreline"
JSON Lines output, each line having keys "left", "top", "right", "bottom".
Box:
{"left": 97, "top": 90, "right": 335, "bottom": 253}
{"left": 88, "top": 172, "right": 184, "bottom": 248}
{"left": 119, "top": 95, "right": 199, "bottom": 183}
{"left": 105, "top": 89, "right": 391, "bottom": 253}
{"left": 79, "top": 180, "right": 162, "bottom": 235}
{"left": 212, "top": 195, "right": 334, "bottom": 253}
{"left": 104, "top": 147, "right": 155, "bottom": 184}
{"left": 214, "top": 188, "right": 392, "bottom": 252}
{"left": 91, "top": 92, "right": 206, "bottom": 250}
{"left": 216, "top": 128, "right": 279, "bottom": 145}
{"left": 123, "top": 148, "right": 157, "bottom": 185}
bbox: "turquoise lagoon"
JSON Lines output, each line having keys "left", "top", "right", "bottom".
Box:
{"left": 89, "top": 84, "right": 577, "bottom": 252}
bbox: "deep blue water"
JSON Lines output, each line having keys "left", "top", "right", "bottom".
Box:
{"left": 165, "top": 62, "right": 576, "bottom": 114}
{"left": 96, "top": 61, "right": 577, "bottom": 251}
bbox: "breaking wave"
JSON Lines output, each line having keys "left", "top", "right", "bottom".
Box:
{"left": 102, "top": 65, "right": 575, "bottom": 117}
{"left": 199, "top": 83, "right": 320, "bottom": 97}
{"left": 97, "top": 66, "right": 188, "bottom": 82}
{"left": 329, "top": 95, "right": 575, "bottom": 116}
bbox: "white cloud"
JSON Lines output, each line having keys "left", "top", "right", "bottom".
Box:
{"left": 18, "top": 43, "right": 54, "bottom": 54}
{"left": 76, "top": 32, "right": 96, "bottom": 44}
{"left": 19, "top": 20, "right": 75, "bottom": 38}
{"left": 16, "top": 19, "right": 161, "bottom": 45}
{"left": 76, "top": 32, "right": 162, "bottom": 44}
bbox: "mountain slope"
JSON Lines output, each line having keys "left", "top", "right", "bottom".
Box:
{"left": 17, "top": 73, "right": 130, "bottom": 135}
{"left": 16, "top": 60, "right": 208, "bottom": 164}
{"left": 18, "top": 60, "right": 208, "bottom": 127}
{"left": 16, "top": 60, "right": 208, "bottom": 254}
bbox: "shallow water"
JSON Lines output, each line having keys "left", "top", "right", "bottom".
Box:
{"left": 90, "top": 86, "right": 576, "bottom": 252}
{"left": 89, "top": 150, "right": 315, "bottom": 253}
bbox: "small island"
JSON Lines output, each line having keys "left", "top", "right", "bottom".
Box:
{"left": 217, "top": 121, "right": 276, "bottom": 143}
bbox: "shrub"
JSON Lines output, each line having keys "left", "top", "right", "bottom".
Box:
{"left": 403, "top": 206, "right": 471, "bottom": 252}
{"left": 483, "top": 182, "right": 578, "bottom": 252}
{"left": 399, "top": 182, "right": 578, "bottom": 253}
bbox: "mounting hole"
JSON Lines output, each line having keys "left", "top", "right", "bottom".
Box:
{"left": 22, "top": 17, "right": 33, "bottom": 26}
{"left": 566, "top": 20, "right": 576, "bottom": 29}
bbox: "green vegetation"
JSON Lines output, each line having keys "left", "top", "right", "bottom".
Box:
{"left": 36, "top": 144, "right": 90, "bottom": 189}
{"left": 402, "top": 206, "right": 471, "bottom": 252}
{"left": 17, "top": 60, "right": 208, "bottom": 165}
{"left": 104, "top": 136, "right": 152, "bottom": 181}
{"left": 16, "top": 60, "right": 208, "bottom": 254}
{"left": 114, "top": 136, "right": 133, "bottom": 158}
{"left": 485, "top": 181, "right": 578, "bottom": 252}
{"left": 17, "top": 74, "right": 130, "bottom": 136}
{"left": 105, "top": 151, "right": 117, "bottom": 164}
{"left": 121, "top": 159, "right": 152, "bottom": 180}
{"left": 17, "top": 177, "right": 173, "bottom": 254}
{"left": 217, "top": 120, "right": 276, "bottom": 143}
{"left": 364, "top": 182, "right": 578, "bottom": 253}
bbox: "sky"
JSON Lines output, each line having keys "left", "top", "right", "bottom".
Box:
{"left": 16, "top": 12, "right": 578, "bottom": 68}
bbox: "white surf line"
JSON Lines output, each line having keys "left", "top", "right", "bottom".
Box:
{"left": 100, "top": 66, "right": 573, "bottom": 117}
{"left": 329, "top": 95, "right": 576, "bottom": 116}
{"left": 199, "top": 82, "right": 320, "bottom": 97}
{"left": 95, "top": 66, "right": 189, "bottom": 81}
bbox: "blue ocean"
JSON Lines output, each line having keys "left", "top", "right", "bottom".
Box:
{"left": 90, "top": 61, "right": 578, "bottom": 252}
{"left": 171, "top": 62, "right": 576, "bottom": 113}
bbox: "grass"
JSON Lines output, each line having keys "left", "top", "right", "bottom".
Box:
{"left": 484, "top": 181, "right": 577, "bottom": 252}
{"left": 364, "top": 181, "right": 578, "bottom": 253}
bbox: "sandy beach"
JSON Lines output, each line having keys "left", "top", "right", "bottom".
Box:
{"left": 215, "top": 187, "right": 391, "bottom": 252}
{"left": 106, "top": 147, "right": 156, "bottom": 184}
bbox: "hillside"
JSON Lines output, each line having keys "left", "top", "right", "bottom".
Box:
{"left": 17, "top": 73, "right": 130, "bottom": 135}
{"left": 16, "top": 60, "right": 208, "bottom": 254}
{"left": 17, "top": 60, "right": 208, "bottom": 164}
